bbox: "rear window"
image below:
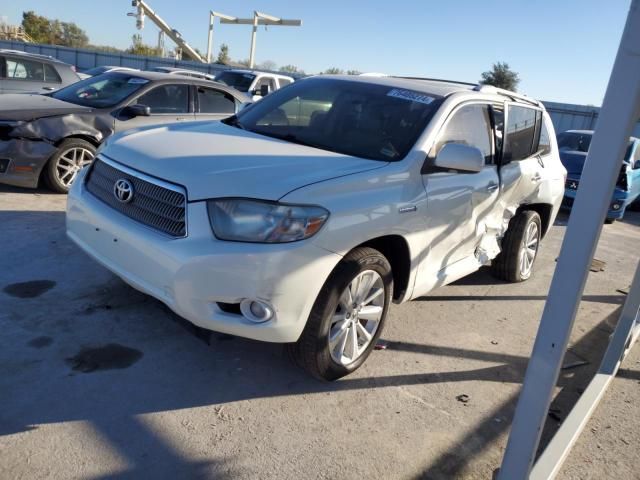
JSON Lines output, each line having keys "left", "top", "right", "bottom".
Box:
{"left": 197, "top": 87, "right": 236, "bottom": 114}
{"left": 44, "top": 63, "right": 61, "bottom": 83}
{"left": 538, "top": 120, "right": 551, "bottom": 155}
{"left": 557, "top": 132, "right": 592, "bottom": 152}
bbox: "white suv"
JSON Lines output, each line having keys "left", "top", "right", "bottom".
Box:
{"left": 67, "top": 75, "right": 566, "bottom": 380}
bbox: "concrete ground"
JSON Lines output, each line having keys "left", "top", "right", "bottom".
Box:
{"left": 0, "top": 185, "right": 638, "bottom": 480}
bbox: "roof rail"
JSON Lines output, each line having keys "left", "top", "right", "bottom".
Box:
{"left": 0, "top": 49, "right": 55, "bottom": 61}
{"left": 473, "top": 84, "right": 542, "bottom": 107}
{"left": 392, "top": 76, "right": 478, "bottom": 87}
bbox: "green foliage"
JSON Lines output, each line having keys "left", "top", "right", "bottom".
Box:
{"left": 324, "top": 67, "right": 344, "bottom": 75}
{"left": 279, "top": 64, "right": 301, "bottom": 74}
{"left": 346, "top": 70, "right": 361, "bottom": 75}
{"left": 126, "top": 34, "right": 161, "bottom": 57}
{"left": 21, "top": 11, "right": 88, "bottom": 47}
{"left": 216, "top": 43, "right": 230, "bottom": 64}
{"left": 480, "top": 62, "right": 520, "bottom": 91}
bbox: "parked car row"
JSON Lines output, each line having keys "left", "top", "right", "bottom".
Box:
{"left": 0, "top": 71, "right": 250, "bottom": 192}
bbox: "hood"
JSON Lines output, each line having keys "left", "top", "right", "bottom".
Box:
{"left": 559, "top": 150, "right": 588, "bottom": 176}
{"left": 0, "top": 94, "right": 92, "bottom": 121}
{"left": 103, "top": 121, "right": 388, "bottom": 201}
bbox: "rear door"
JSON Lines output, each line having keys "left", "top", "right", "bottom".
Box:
{"left": 1, "top": 55, "right": 60, "bottom": 94}
{"left": 194, "top": 85, "right": 237, "bottom": 121}
{"left": 114, "top": 83, "right": 195, "bottom": 132}
{"left": 421, "top": 102, "right": 501, "bottom": 271}
{"left": 497, "top": 103, "right": 547, "bottom": 213}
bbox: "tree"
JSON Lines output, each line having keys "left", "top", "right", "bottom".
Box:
{"left": 480, "top": 62, "right": 520, "bottom": 91}
{"left": 324, "top": 67, "right": 344, "bottom": 75}
{"left": 22, "top": 11, "right": 88, "bottom": 47}
{"left": 258, "top": 60, "right": 277, "bottom": 71}
{"left": 216, "top": 43, "right": 230, "bottom": 64}
{"left": 346, "top": 69, "right": 361, "bottom": 75}
{"left": 126, "top": 34, "right": 161, "bottom": 56}
{"left": 279, "top": 64, "right": 302, "bottom": 74}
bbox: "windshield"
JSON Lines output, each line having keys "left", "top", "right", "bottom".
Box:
{"left": 215, "top": 72, "right": 256, "bottom": 92}
{"left": 51, "top": 73, "right": 149, "bottom": 108}
{"left": 226, "top": 77, "right": 441, "bottom": 161}
{"left": 558, "top": 131, "right": 634, "bottom": 160}
{"left": 557, "top": 132, "right": 592, "bottom": 152}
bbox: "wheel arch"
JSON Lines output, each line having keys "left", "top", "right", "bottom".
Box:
{"left": 352, "top": 234, "right": 412, "bottom": 303}
{"left": 517, "top": 203, "right": 553, "bottom": 237}
{"left": 54, "top": 134, "right": 101, "bottom": 148}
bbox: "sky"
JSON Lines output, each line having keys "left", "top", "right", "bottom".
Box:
{"left": 1, "top": 0, "right": 631, "bottom": 105}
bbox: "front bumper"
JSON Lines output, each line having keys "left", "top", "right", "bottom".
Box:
{"left": 562, "top": 185, "right": 631, "bottom": 220}
{"left": 66, "top": 168, "right": 342, "bottom": 343}
{"left": 0, "top": 138, "right": 55, "bottom": 188}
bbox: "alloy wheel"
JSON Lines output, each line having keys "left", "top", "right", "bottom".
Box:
{"left": 55, "top": 147, "right": 94, "bottom": 187}
{"left": 328, "top": 269, "right": 385, "bottom": 366}
{"left": 519, "top": 221, "right": 539, "bottom": 279}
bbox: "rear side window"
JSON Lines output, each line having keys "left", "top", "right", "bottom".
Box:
{"left": 5, "top": 57, "right": 46, "bottom": 81}
{"left": 197, "top": 87, "right": 235, "bottom": 114}
{"left": 538, "top": 120, "right": 551, "bottom": 155}
{"left": 279, "top": 78, "right": 292, "bottom": 87}
{"left": 44, "top": 63, "right": 61, "bottom": 83}
{"left": 504, "top": 105, "right": 538, "bottom": 162}
{"left": 432, "top": 104, "right": 493, "bottom": 164}
{"left": 138, "top": 84, "right": 189, "bottom": 114}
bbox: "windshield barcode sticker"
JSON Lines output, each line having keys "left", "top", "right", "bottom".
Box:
{"left": 387, "top": 89, "right": 434, "bottom": 105}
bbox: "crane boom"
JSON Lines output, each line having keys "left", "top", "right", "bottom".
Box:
{"left": 131, "top": 0, "right": 205, "bottom": 62}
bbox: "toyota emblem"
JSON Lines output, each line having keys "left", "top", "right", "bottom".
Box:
{"left": 113, "top": 179, "right": 134, "bottom": 203}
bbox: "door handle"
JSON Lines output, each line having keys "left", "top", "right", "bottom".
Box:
{"left": 176, "top": 117, "right": 187, "bottom": 121}
{"left": 486, "top": 183, "right": 499, "bottom": 193}
{"left": 532, "top": 173, "right": 542, "bottom": 183}
{"left": 42, "top": 86, "right": 56, "bottom": 91}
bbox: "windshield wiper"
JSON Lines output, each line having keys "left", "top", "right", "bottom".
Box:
{"left": 222, "top": 115, "right": 246, "bottom": 130}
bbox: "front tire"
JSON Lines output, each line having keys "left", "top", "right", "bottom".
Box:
{"left": 492, "top": 210, "right": 542, "bottom": 283}
{"left": 287, "top": 247, "right": 393, "bottom": 381}
{"left": 44, "top": 139, "right": 96, "bottom": 193}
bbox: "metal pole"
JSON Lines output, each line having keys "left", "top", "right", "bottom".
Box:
{"left": 249, "top": 11, "right": 258, "bottom": 68}
{"left": 498, "top": 2, "right": 640, "bottom": 478}
{"left": 530, "top": 262, "right": 640, "bottom": 479}
{"left": 206, "top": 12, "right": 214, "bottom": 63}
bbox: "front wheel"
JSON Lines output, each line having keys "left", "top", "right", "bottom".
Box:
{"left": 491, "top": 210, "right": 542, "bottom": 282}
{"left": 44, "top": 139, "right": 96, "bottom": 193}
{"left": 287, "top": 247, "right": 393, "bottom": 381}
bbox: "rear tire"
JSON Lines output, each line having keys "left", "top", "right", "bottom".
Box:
{"left": 491, "top": 210, "right": 542, "bottom": 283}
{"left": 287, "top": 247, "right": 393, "bottom": 381}
{"left": 604, "top": 218, "right": 616, "bottom": 224}
{"left": 44, "top": 138, "right": 96, "bottom": 193}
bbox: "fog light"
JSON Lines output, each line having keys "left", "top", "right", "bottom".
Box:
{"left": 612, "top": 203, "right": 622, "bottom": 210}
{"left": 240, "top": 299, "right": 274, "bottom": 323}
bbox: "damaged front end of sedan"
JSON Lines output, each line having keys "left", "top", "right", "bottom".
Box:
{"left": 0, "top": 113, "right": 111, "bottom": 189}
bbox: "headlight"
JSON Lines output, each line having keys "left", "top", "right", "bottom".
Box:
{"left": 207, "top": 198, "right": 329, "bottom": 243}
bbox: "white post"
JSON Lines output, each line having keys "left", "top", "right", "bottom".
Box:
{"left": 498, "top": 1, "right": 640, "bottom": 478}
{"left": 249, "top": 11, "right": 258, "bottom": 68}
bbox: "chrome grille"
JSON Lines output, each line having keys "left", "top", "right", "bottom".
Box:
{"left": 85, "top": 158, "right": 187, "bottom": 237}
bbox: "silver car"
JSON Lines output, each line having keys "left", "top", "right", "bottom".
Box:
{"left": 0, "top": 49, "right": 80, "bottom": 94}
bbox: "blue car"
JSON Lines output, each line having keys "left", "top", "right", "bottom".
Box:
{"left": 558, "top": 130, "right": 640, "bottom": 223}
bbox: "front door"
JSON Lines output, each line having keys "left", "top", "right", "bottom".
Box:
{"left": 417, "top": 102, "right": 501, "bottom": 291}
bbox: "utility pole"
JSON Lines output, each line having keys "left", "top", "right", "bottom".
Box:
{"left": 219, "top": 11, "right": 302, "bottom": 68}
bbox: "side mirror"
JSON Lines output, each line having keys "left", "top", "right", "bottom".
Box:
{"left": 433, "top": 143, "right": 484, "bottom": 173}
{"left": 121, "top": 104, "right": 151, "bottom": 118}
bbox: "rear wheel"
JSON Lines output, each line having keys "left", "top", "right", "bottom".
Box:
{"left": 44, "top": 139, "right": 96, "bottom": 193}
{"left": 492, "top": 210, "right": 542, "bottom": 283}
{"left": 287, "top": 247, "right": 393, "bottom": 381}
{"left": 604, "top": 218, "right": 616, "bottom": 224}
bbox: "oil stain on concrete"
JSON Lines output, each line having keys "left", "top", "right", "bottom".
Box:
{"left": 27, "top": 336, "right": 53, "bottom": 348}
{"left": 3, "top": 280, "right": 56, "bottom": 298}
{"left": 66, "top": 344, "right": 143, "bottom": 373}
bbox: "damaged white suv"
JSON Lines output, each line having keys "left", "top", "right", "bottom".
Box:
{"left": 67, "top": 75, "right": 566, "bottom": 380}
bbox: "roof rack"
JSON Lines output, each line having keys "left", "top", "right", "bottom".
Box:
{"left": 473, "top": 84, "right": 542, "bottom": 107}
{"left": 0, "top": 49, "right": 56, "bottom": 61}
{"left": 392, "top": 76, "right": 478, "bottom": 87}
